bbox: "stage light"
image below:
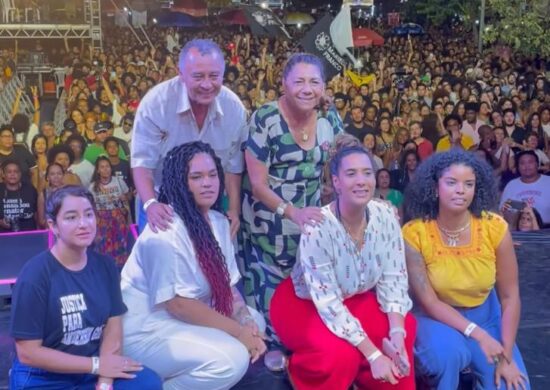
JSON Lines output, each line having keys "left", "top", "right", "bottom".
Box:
{"left": 153, "top": 18, "right": 158, "bottom": 24}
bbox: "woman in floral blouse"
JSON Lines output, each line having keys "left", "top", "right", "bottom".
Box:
{"left": 270, "top": 145, "right": 416, "bottom": 390}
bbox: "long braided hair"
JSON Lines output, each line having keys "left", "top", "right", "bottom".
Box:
{"left": 158, "top": 142, "right": 233, "bottom": 316}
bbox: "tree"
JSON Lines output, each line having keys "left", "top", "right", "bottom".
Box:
{"left": 483, "top": 0, "right": 550, "bottom": 58}
{"left": 411, "top": 0, "right": 478, "bottom": 27}
{"left": 406, "top": 0, "right": 480, "bottom": 43}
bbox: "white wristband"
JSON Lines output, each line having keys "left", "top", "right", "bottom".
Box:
{"left": 464, "top": 322, "right": 477, "bottom": 338}
{"left": 143, "top": 198, "right": 158, "bottom": 212}
{"left": 91, "top": 356, "right": 100, "bottom": 375}
{"left": 367, "top": 349, "right": 383, "bottom": 364}
{"left": 389, "top": 326, "right": 407, "bottom": 338}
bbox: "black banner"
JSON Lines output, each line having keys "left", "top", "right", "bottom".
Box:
{"left": 300, "top": 14, "right": 349, "bottom": 80}
{"left": 242, "top": 5, "right": 291, "bottom": 39}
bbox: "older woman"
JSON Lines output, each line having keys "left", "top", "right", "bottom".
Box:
{"left": 122, "top": 142, "right": 266, "bottom": 390}
{"left": 270, "top": 145, "right": 415, "bottom": 389}
{"left": 403, "top": 149, "right": 530, "bottom": 390}
{"left": 238, "top": 53, "right": 343, "bottom": 341}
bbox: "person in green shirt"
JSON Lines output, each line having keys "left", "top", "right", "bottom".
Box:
{"left": 83, "top": 121, "right": 126, "bottom": 164}
{"left": 375, "top": 168, "right": 404, "bottom": 221}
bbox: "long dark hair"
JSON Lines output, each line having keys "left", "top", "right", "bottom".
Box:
{"left": 158, "top": 142, "right": 232, "bottom": 316}
{"left": 91, "top": 156, "right": 112, "bottom": 193}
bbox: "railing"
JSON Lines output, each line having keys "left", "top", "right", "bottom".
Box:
{"left": 0, "top": 75, "right": 34, "bottom": 125}
{"left": 53, "top": 89, "right": 68, "bottom": 134}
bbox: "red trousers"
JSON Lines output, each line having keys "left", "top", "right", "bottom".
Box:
{"left": 270, "top": 278, "right": 417, "bottom": 390}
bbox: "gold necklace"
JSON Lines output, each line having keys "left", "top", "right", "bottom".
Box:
{"left": 281, "top": 98, "right": 312, "bottom": 143}
{"left": 336, "top": 200, "right": 368, "bottom": 252}
{"left": 437, "top": 219, "right": 471, "bottom": 247}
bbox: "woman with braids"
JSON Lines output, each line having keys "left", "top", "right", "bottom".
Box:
{"left": 270, "top": 144, "right": 416, "bottom": 390}
{"left": 121, "top": 141, "right": 266, "bottom": 390}
{"left": 402, "top": 149, "right": 530, "bottom": 390}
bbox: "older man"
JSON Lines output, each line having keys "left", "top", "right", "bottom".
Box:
{"left": 131, "top": 39, "right": 247, "bottom": 235}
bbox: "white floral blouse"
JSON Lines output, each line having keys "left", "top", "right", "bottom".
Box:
{"left": 291, "top": 200, "right": 412, "bottom": 346}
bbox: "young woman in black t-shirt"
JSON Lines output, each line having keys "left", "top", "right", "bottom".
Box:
{"left": 10, "top": 185, "right": 162, "bottom": 390}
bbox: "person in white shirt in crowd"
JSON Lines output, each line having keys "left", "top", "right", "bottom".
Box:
{"left": 500, "top": 150, "right": 550, "bottom": 226}
{"left": 270, "top": 144, "right": 415, "bottom": 390}
{"left": 131, "top": 39, "right": 247, "bottom": 235}
{"left": 122, "top": 142, "right": 266, "bottom": 390}
{"left": 113, "top": 114, "right": 134, "bottom": 152}
{"left": 461, "top": 102, "right": 484, "bottom": 145}
{"left": 66, "top": 134, "right": 94, "bottom": 188}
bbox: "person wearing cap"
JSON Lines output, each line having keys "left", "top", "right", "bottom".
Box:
{"left": 461, "top": 102, "right": 485, "bottom": 145}
{"left": 0, "top": 125, "right": 36, "bottom": 185}
{"left": 131, "top": 39, "right": 247, "bottom": 235}
{"left": 84, "top": 122, "right": 127, "bottom": 165}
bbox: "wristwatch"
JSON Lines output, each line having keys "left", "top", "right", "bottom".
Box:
{"left": 276, "top": 201, "right": 290, "bottom": 217}
{"left": 96, "top": 383, "right": 113, "bottom": 390}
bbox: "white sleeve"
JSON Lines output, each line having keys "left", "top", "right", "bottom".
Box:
{"left": 298, "top": 223, "right": 366, "bottom": 346}
{"left": 130, "top": 94, "right": 162, "bottom": 169}
{"left": 500, "top": 182, "right": 513, "bottom": 209}
{"left": 26, "top": 124, "right": 39, "bottom": 150}
{"left": 225, "top": 102, "right": 248, "bottom": 174}
{"left": 138, "top": 231, "right": 206, "bottom": 307}
{"left": 375, "top": 204, "right": 412, "bottom": 315}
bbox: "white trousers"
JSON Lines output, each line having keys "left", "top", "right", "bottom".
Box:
{"left": 122, "top": 286, "right": 265, "bottom": 390}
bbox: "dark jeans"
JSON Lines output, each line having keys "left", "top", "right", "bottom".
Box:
{"left": 10, "top": 357, "right": 163, "bottom": 389}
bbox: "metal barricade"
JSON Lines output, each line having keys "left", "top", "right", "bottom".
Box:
{"left": 53, "top": 89, "right": 67, "bottom": 134}
{"left": 0, "top": 76, "right": 34, "bottom": 125}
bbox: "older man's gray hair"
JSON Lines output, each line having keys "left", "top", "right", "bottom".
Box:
{"left": 178, "top": 39, "right": 225, "bottom": 73}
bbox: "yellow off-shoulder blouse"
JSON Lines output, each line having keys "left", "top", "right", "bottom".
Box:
{"left": 402, "top": 212, "right": 508, "bottom": 307}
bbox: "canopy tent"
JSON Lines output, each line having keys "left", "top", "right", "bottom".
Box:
{"left": 352, "top": 27, "right": 384, "bottom": 47}
{"left": 284, "top": 12, "right": 315, "bottom": 25}
{"left": 391, "top": 23, "right": 425, "bottom": 36}
{"left": 219, "top": 9, "right": 248, "bottom": 26}
{"left": 156, "top": 11, "right": 204, "bottom": 27}
{"left": 170, "top": 0, "right": 208, "bottom": 17}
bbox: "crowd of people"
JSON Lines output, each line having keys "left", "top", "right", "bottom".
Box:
{"left": 2, "top": 14, "right": 549, "bottom": 390}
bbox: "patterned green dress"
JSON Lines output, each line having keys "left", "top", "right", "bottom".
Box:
{"left": 238, "top": 101, "right": 343, "bottom": 343}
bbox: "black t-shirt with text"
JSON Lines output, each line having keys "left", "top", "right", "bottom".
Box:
{"left": 0, "top": 182, "right": 37, "bottom": 232}
{"left": 10, "top": 250, "right": 126, "bottom": 357}
{"left": 111, "top": 159, "right": 133, "bottom": 189}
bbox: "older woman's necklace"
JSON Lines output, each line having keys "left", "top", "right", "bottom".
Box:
{"left": 280, "top": 97, "right": 314, "bottom": 143}
{"left": 437, "top": 219, "right": 471, "bottom": 247}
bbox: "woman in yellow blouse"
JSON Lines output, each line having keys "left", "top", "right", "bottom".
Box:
{"left": 402, "top": 149, "right": 529, "bottom": 390}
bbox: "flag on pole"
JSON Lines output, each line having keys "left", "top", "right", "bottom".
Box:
{"left": 242, "top": 5, "right": 291, "bottom": 39}
{"left": 300, "top": 4, "right": 359, "bottom": 79}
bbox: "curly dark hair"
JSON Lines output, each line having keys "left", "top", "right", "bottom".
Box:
{"left": 404, "top": 149, "right": 498, "bottom": 221}
{"left": 158, "top": 141, "right": 232, "bottom": 316}
{"left": 47, "top": 144, "right": 75, "bottom": 166}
